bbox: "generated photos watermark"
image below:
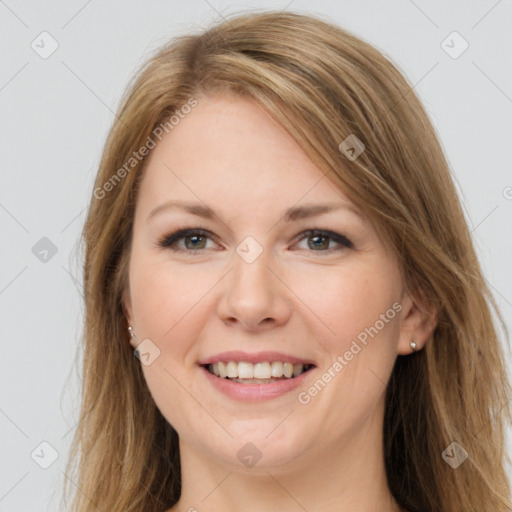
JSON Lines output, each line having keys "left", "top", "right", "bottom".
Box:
{"left": 94, "top": 97, "right": 198, "bottom": 200}
{"left": 297, "top": 301, "right": 403, "bottom": 404}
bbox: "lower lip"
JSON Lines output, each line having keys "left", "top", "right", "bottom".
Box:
{"left": 200, "top": 366, "right": 313, "bottom": 402}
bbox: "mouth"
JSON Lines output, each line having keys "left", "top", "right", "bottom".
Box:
{"left": 201, "top": 361, "right": 316, "bottom": 385}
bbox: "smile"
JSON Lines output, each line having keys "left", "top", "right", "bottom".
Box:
{"left": 205, "top": 361, "right": 314, "bottom": 383}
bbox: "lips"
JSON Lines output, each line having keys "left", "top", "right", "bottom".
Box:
{"left": 198, "top": 350, "right": 315, "bottom": 366}
{"left": 198, "top": 351, "right": 316, "bottom": 400}
{"left": 198, "top": 351, "right": 316, "bottom": 381}
{"left": 199, "top": 363, "right": 315, "bottom": 401}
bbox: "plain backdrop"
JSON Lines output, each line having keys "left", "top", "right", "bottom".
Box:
{"left": 1, "top": 0, "right": 511, "bottom": 510}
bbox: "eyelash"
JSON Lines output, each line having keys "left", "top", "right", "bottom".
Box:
{"left": 156, "top": 227, "right": 353, "bottom": 255}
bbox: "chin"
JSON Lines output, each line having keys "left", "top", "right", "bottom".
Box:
{"left": 198, "top": 421, "right": 311, "bottom": 472}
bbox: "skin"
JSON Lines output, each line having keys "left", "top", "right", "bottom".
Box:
{"left": 123, "top": 93, "right": 436, "bottom": 512}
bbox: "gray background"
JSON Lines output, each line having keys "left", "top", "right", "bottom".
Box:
{"left": 1, "top": 0, "right": 511, "bottom": 510}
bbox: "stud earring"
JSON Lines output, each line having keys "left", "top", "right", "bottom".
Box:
{"left": 410, "top": 340, "right": 417, "bottom": 351}
{"left": 128, "top": 326, "right": 135, "bottom": 338}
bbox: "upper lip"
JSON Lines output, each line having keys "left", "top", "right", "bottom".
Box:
{"left": 198, "top": 351, "right": 316, "bottom": 366}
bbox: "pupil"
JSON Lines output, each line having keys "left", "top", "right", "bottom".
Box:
{"left": 309, "top": 235, "right": 328, "bottom": 250}
{"left": 185, "top": 235, "right": 205, "bottom": 249}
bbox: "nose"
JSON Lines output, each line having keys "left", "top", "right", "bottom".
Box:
{"left": 217, "top": 247, "right": 292, "bottom": 332}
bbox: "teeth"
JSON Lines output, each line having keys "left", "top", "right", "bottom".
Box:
{"left": 226, "top": 361, "right": 238, "bottom": 378}
{"left": 283, "top": 362, "right": 293, "bottom": 378}
{"left": 208, "top": 361, "right": 309, "bottom": 380}
{"left": 238, "top": 362, "right": 253, "bottom": 379}
{"left": 253, "top": 362, "right": 271, "bottom": 379}
{"left": 271, "top": 361, "right": 283, "bottom": 377}
{"left": 293, "top": 363, "right": 304, "bottom": 377}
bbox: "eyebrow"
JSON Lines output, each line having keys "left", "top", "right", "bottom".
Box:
{"left": 146, "top": 199, "right": 363, "bottom": 223}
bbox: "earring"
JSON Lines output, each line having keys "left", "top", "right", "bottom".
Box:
{"left": 128, "top": 326, "right": 135, "bottom": 338}
{"left": 410, "top": 340, "right": 417, "bottom": 351}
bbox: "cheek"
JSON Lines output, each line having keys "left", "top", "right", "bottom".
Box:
{"left": 292, "top": 262, "right": 401, "bottom": 341}
{"left": 130, "top": 264, "right": 177, "bottom": 339}
{"left": 129, "top": 253, "right": 221, "bottom": 359}
{"left": 130, "top": 251, "right": 186, "bottom": 330}
{"left": 129, "top": 257, "right": 207, "bottom": 425}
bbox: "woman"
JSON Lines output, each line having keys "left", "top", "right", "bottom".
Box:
{"left": 62, "top": 10, "right": 512, "bottom": 512}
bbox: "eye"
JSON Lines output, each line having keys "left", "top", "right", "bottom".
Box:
{"left": 292, "top": 229, "right": 353, "bottom": 253}
{"left": 157, "top": 228, "right": 219, "bottom": 253}
{"left": 156, "top": 227, "right": 353, "bottom": 255}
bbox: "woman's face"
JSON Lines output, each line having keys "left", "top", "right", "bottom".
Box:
{"left": 124, "top": 93, "right": 418, "bottom": 470}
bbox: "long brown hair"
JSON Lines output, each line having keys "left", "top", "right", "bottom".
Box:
{"left": 62, "top": 10, "right": 512, "bottom": 512}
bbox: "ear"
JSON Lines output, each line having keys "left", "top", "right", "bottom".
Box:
{"left": 122, "top": 288, "right": 137, "bottom": 348}
{"left": 397, "top": 288, "right": 438, "bottom": 355}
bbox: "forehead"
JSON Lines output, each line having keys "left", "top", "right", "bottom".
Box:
{"left": 136, "top": 94, "right": 355, "bottom": 214}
